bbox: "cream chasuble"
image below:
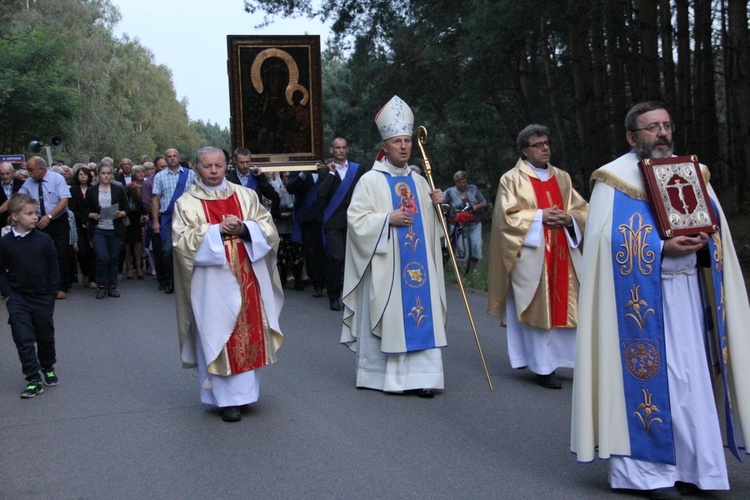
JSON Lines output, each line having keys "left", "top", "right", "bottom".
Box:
{"left": 173, "top": 180, "right": 284, "bottom": 377}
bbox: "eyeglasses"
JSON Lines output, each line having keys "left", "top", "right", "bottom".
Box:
{"left": 631, "top": 122, "right": 675, "bottom": 134}
{"left": 526, "top": 140, "right": 550, "bottom": 149}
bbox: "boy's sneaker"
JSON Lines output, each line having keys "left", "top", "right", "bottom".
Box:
{"left": 21, "top": 381, "right": 44, "bottom": 398}
{"left": 42, "top": 369, "right": 59, "bottom": 386}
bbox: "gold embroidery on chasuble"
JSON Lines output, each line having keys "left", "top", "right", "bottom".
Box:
{"left": 616, "top": 213, "right": 656, "bottom": 277}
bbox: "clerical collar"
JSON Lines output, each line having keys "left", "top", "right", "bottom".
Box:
{"left": 524, "top": 160, "right": 550, "bottom": 181}
{"left": 523, "top": 159, "right": 547, "bottom": 170}
{"left": 381, "top": 157, "right": 410, "bottom": 176}
{"left": 198, "top": 178, "right": 227, "bottom": 191}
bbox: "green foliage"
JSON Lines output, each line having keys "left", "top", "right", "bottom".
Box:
{"left": 246, "top": 0, "right": 747, "bottom": 205}
{"left": 0, "top": 26, "right": 81, "bottom": 153}
{"left": 0, "top": 0, "right": 203, "bottom": 165}
{"left": 191, "top": 120, "right": 232, "bottom": 152}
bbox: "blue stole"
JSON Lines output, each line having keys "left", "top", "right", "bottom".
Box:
{"left": 383, "top": 172, "right": 437, "bottom": 352}
{"left": 292, "top": 176, "right": 318, "bottom": 243}
{"left": 322, "top": 162, "right": 358, "bottom": 251}
{"left": 611, "top": 191, "right": 675, "bottom": 464}
{"left": 160, "top": 168, "right": 190, "bottom": 240}
{"left": 704, "top": 198, "right": 742, "bottom": 461}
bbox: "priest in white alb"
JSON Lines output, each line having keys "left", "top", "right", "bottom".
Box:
{"left": 340, "top": 96, "right": 447, "bottom": 398}
{"left": 487, "top": 124, "right": 588, "bottom": 389}
{"left": 571, "top": 101, "right": 750, "bottom": 497}
{"left": 173, "top": 146, "right": 283, "bottom": 423}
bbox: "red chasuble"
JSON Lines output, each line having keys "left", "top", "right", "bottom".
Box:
{"left": 529, "top": 176, "right": 570, "bottom": 327}
{"left": 200, "top": 194, "right": 267, "bottom": 373}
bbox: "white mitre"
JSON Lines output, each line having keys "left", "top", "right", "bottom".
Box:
{"left": 375, "top": 95, "right": 414, "bottom": 140}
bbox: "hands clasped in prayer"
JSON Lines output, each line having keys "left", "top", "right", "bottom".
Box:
{"left": 220, "top": 214, "right": 245, "bottom": 237}
{"left": 542, "top": 206, "right": 572, "bottom": 228}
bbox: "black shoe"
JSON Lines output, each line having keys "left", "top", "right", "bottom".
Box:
{"left": 21, "top": 381, "right": 44, "bottom": 398}
{"left": 675, "top": 482, "right": 700, "bottom": 495}
{"left": 221, "top": 406, "right": 242, "bottom": 422}
{"left": 329, "top": 298, "right": 342, "bottom": 311}
{"left": 536, "top": 372, "right": 562, "bottom": 389}
{"left": 96, "top": 288, "right": 107, "bottom": 299}
{"left": 648, "top": 486, "right": 682, "bottom": 499}
{"left": 312, "top": 286, "right": 323, "bottom": 298}
{"left": 405, "top": 388, "right": 435, "bottom": 398}
{"left": 165, "top": 281, "right": 174, "bottom": 294}
{"left": 41, "top": 368, "right": 59, "bottom": 386}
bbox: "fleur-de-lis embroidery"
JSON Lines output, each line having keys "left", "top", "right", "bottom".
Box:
{"left": 408, "top": 296, "right": 428, "bottom": 327}
{"left": 616, "top": 213, "right": 655, "bottom": 276}
{"left": 633, "top": 388, "right": 663, "bottom": 434}
{"left": 624, "top": 285, "right": 655, "bottom": 332}
{"left": 404, "top": 227, "right": 420, "bottom": 252}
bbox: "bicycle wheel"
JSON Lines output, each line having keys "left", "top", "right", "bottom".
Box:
{"left": 453, "top": 227, "right": 470, "bottom": 273}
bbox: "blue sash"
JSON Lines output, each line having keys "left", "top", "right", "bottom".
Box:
{"left": 611, "top": 191, "right": 675, "bottom": 464}
{"left": 160, "top": 168, "right": 190, "bottom": 240}
{"left": 383, "top": 172, "right": 436, "bottom": 352}
{"left": 244, "top": 173, "right": 258, "bottom": 190}
{"left": 292, "top": 176, "right": 318, "bottom": 243}
{"left": 704, "top": 198, "right": 742, "bottom": 461}
{"left": 322, "top": 163, "right": 358, "bottom": 252}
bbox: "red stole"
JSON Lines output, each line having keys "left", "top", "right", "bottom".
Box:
{"left": 529, "top": 176, "right": 570, "bottom": 327}
{"left": 200, "top": 194, "right": 267, "bottom": 373}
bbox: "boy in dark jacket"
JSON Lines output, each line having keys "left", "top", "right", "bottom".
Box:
{"left": 0, "top": 193, "right": 60, "bottom": 398}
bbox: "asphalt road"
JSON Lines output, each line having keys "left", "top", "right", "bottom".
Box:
{"left": 1, "top": 275, "right": 747, "bottom": 499}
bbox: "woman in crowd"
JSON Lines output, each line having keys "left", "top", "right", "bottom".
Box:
{"left": 86, "top": 164, "right": 129, "bottom": 299}
{"left": 69, "top": 164, "right": 97, "bottom": 289}
{"left": 124, "top": 165, "right": 147, "bottom": 279}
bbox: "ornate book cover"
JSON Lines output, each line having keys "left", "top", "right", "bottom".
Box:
{"left": 637, "top": 155, "right": 719, "bottom": 238}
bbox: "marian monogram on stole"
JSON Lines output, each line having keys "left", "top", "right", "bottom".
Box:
{"left": 611, "top": 192, "right": 675, "bottom": 464}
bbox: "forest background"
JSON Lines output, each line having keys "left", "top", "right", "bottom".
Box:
{"left": 1, "top": 0, "right": 749, "bottom": 267}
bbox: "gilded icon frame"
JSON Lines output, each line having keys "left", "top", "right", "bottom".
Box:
{"left": 227, "top": 35, "right": 323, "bottom": 170}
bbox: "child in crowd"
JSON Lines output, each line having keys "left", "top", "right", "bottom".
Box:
{"left": 0, "top": 193, "right": 60, "bottom": 398}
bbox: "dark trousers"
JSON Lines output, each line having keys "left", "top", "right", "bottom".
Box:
{"left": 324, "top": 226, "right": 347, "bottom": 299}
{"left": 160, "top": 219, "right": 174, "bottom": 283}
{"left": 147, "top": 226, "right": 166, "bottom": 286}
{"left": 7, "top": 293, "right": 56, "bottom": 381}
{"left": 92, "top": 227, "right": 122, "bottom": 288}
{"left": 43, "top": 216, "right": 72, "bottom": 292}
{"left": 301, "top": 221, "right": 326, "bottom": 289}
{"left": 76, "top": 226, "right": 96, "bottom": 283}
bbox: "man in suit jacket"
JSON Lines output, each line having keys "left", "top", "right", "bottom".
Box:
{"left": 287, "top": 164, "right": 329, "bottom": 298}
{"left": 318, "top": 137, "right": 365, "bottom": 311}
{"left": 114, "top": 158, "right": 133, "bottom": 185}
{"left": 0, "top": 162, "right": 25, "bottom": 227}
{"left": 225, "top": 147, "right": 278, "bottom": 211}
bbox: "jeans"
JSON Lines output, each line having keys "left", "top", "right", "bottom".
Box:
{"left": 92, "top": 227, "right": 122, "bottom": 287}
{"left": 7, "top": 293, "right": 56, "bottom": 381}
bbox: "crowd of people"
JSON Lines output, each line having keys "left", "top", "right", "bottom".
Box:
{"left": 2, "top": 98, "right": 749, "bottom": 498}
